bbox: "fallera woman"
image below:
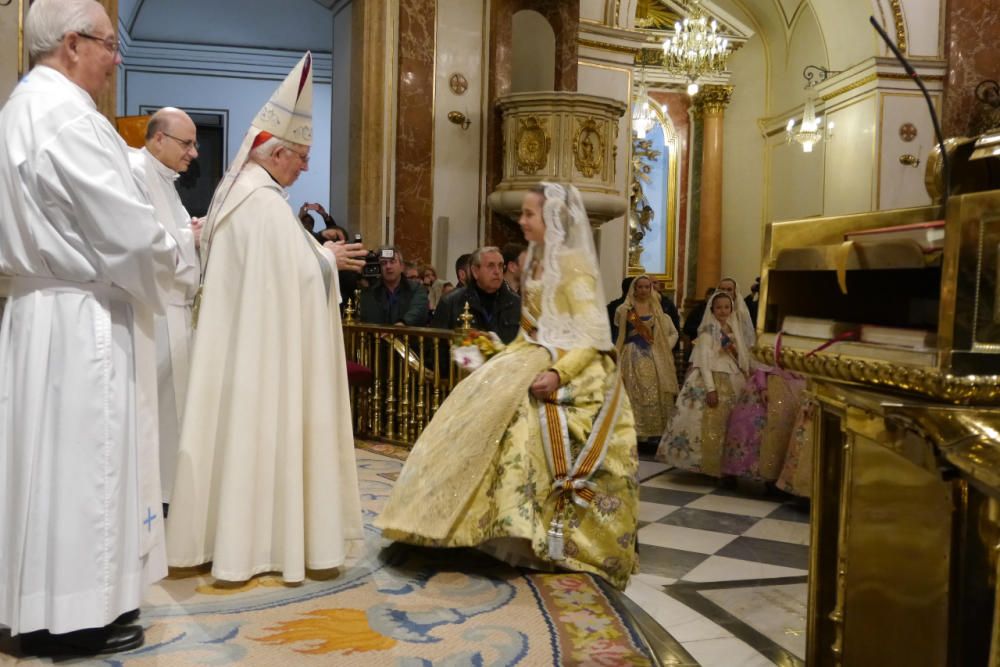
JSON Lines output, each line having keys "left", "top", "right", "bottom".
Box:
{"left": 375, "top": 183, "right": 639, "bottom": 590}
{"left": 614, "top": 275, "right": 679, "bottom": 445}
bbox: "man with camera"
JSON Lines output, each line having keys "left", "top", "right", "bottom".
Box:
{"left": 432, "top": 246, "right": 520, "bottom": 344}
{"left": 358, "top": 246, "right": 429, "bottom": 326}
{"left": 298, "top": 202, "right": 347, "bottom": 244}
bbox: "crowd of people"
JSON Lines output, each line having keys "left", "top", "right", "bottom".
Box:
{"left": 0, "top": 0, "right": 808, "bottom": 659}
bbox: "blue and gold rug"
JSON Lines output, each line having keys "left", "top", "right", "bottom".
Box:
{"left": 8, "top": 448, "right": 654, "bottom": 666}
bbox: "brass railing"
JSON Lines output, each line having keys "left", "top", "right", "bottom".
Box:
{"left": 342, "top": 297, "right": 475, "bottom": 446}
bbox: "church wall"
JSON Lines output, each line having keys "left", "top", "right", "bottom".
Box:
{"left": 331, "top": 0, "right": 353, "bottom": 232}
{"left": 120, "top": 57, "right": 333, "bottom": 211}
{"left": 577, "top": 60, "right": 632, "bottom": 302}
{"left": 511, "top": 10, "right": 555, "bottom": 93}
{"left": 579, "top": 0, "right": 607, "bottom": 24}
{"left": 431, "top": 0, "right": 487, "bottom": 280}
{"left": 822, "top": 93, "right": 878, "bottom": 215}
{"left": 900, "top": 0, "right": 944, "bottom": 58}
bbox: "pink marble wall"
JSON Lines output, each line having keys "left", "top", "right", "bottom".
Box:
{"left": 394, "top": 0, "right": 436, "bottom": 264}
{"left": 943, "top": 0, "right": 1000, "bottom": 137}
{"left": 485, "top": 0, "right": 579, "bottom": 246}
{"left": 651, "top": 91, "right": 691, "bottom": 302}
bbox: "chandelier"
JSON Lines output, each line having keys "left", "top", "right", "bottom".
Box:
{"left": 786, "top": 66, "right": 837, "bottom": 153}
{"left": 661, "top": 0, "right": 731, "bottom": 96}
{"left": 632, "top": 72, "right": 657, "bottom": 138}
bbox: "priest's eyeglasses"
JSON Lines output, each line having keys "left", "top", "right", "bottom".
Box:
{"left": 287, "top": 148, "right": 310, "bottom": 165}
{"left": 162, "top": 132, "right": 200, "bottom": 152}
{"left": 74, "top": 32, "right": 120, "bottom": 54}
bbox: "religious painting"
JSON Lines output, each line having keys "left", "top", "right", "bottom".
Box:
{"left": 629, "top": 104, "right": 678, "bottom": 290}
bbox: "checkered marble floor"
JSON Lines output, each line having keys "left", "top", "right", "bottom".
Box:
{"left": 624, "top": 458, "right": 810, "bottom": 667}
{"left": 635, "top": 465, "right": 810, "bottom": 586}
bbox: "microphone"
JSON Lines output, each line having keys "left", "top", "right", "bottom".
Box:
{"left": 869, "top": 16, "right": 950, "bottom": 217}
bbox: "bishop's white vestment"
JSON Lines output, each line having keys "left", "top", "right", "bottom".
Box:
{"left": 166, "top": 162, "right": 363, "bottom": 582}
{"left": 129, "top": 147, "right": 200, "bottom": 503}
{"left": 0, "top": 66, "right": 177, "bottom": 635}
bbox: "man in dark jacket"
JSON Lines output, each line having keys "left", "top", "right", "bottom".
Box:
{"left": 359, "top": 246, "right": 429, "bottom": 326}
{"left": 433, "top": 246, "right": 520, "bottom": 343}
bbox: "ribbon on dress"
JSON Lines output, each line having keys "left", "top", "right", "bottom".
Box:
{"left": 524, "top": 307, "right": 625, "bottom": 559}
{"left": 625, "top": 308, "right": 654, "bottom": 345}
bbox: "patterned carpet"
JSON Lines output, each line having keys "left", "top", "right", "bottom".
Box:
{"left": 2, "top": 447, "right": 656, "bottom": 666}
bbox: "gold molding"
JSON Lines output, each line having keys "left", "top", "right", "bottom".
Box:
{"left": 889, "top": 0, "right": 907, "bottom": 54}
{"left": 755, "top": 345, "right": 1000, "bottom": 406}
{"left": 630, "top": 102, "right": 678, "bottom": 290}
{"left": 693, "top": 84, "right": 733, "bottom": 115}
{"left": 820, "top": 73, "right": 878, "bottom": 102}
{"left": 577, "top": 37, "right": 640, "bottom": 57}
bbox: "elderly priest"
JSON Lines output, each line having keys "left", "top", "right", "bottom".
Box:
{"left": 166, "top": 53, "right": 367, "bottom": 584}
{"left": 0, "top": 0, "right": 178, "bottom": 655}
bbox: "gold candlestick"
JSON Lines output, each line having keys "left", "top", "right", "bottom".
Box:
{"left": 458, "top": 301, "right": 474, "bottom": 332}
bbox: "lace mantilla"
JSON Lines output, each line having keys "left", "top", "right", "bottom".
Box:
{"left": 531, "top": 183, "right": 612, "bottom": 352}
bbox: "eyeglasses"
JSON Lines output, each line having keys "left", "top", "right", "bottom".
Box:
{"left": 161, "top": 132, "right": 200, "bottom": 152}
{"left": 286, "top": 148, "right": 310, "bottom": 165}
{"left": 74, "top": 32, "right": 120, "bottom": 54}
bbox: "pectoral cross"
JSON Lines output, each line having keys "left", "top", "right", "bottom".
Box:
{"left": 144, "top": 507, "right": 157, "bottom": 532}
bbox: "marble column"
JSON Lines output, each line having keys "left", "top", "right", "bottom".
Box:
{"left": 349, "top": 0, "right": 393, "bottom": 245}
{"left": 393, "top": 0, "right": 436, "bottom": 264}
{"left": 942, "top": 0, "right": 1000, "bottom": 138}
{"left": 693, "top": 85, "right": 731, "bottom": 299}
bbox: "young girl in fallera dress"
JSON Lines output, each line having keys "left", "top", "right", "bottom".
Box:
{"left": 657, "top": 290, "right": 749, "bottom": 476}
{"left": 375, "top": 183, "right": 639, "bottom": 590}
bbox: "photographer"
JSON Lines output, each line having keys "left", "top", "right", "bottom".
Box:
{"left": 358, "top": 246, "right": 429, "bottom": 326}
{"left": 298, "top": 202, "right": 347, "bottom": 245}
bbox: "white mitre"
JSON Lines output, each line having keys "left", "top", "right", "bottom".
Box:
{"left": 201, "top": 52, "right": 314, "bottom": 264}
{"left": 252, "top": 52, "right": 314, "bottom": 146}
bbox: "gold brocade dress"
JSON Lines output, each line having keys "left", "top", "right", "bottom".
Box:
{"left": 375, "top": 279, "right": 640, "bottom": 590}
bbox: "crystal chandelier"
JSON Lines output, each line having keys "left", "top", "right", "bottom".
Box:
{"left": 632, "top": 73, "right": 657, "bottom": 139}
{"left": 661, "top": 0, "right": 731, "bottom": 96}
{"left": 785, "top": 68, "right": 836, "bottom": 153}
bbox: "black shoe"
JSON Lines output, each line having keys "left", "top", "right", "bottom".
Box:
{"left": 113, "top": 609, "right": 140, "bottom": 625}
{"left": 20, "top": 623, "right": 144, "bottom": 656}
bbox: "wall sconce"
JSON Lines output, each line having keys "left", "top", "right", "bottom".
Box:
{"left": 447, "top": 111, "right": 471, "bottom": 130}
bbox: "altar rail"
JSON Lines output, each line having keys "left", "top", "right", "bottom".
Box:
{"left": 342, "top": 321, "right": 466, "bottom": 446}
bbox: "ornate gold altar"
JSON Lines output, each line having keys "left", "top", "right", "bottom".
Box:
{"left": 755, "top": 144, "right": 1000, "bottom": 665}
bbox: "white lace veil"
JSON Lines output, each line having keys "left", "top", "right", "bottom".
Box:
{"left": 696, "top": 290, "right": 750, "bottom": 373}
{"left": 530, "top": 182, "right": 613, "bottom": 352}
{"left": 719, "top": 276, "right": 756, "bottom": 352}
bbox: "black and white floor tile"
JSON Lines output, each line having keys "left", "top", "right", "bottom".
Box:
{"left": 622, "top": 458, "right": 810, "bottom": 667}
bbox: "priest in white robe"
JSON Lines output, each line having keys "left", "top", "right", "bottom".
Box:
{"left": 0, "top": 0, "right": 177, "bottom": 655}
{"left": 129, "top": 107, "right": 202, "bottom": 505}
{"left": 166, "top": 52, "right": 367, "bottom": 583}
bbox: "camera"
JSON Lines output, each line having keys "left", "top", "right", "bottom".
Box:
{"left": 358, "top": 236, "right": 390, "bottom": 279}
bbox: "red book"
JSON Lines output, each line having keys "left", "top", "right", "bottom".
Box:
{"left": 844, "top": 220, "right": 945, "bottom": 252}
